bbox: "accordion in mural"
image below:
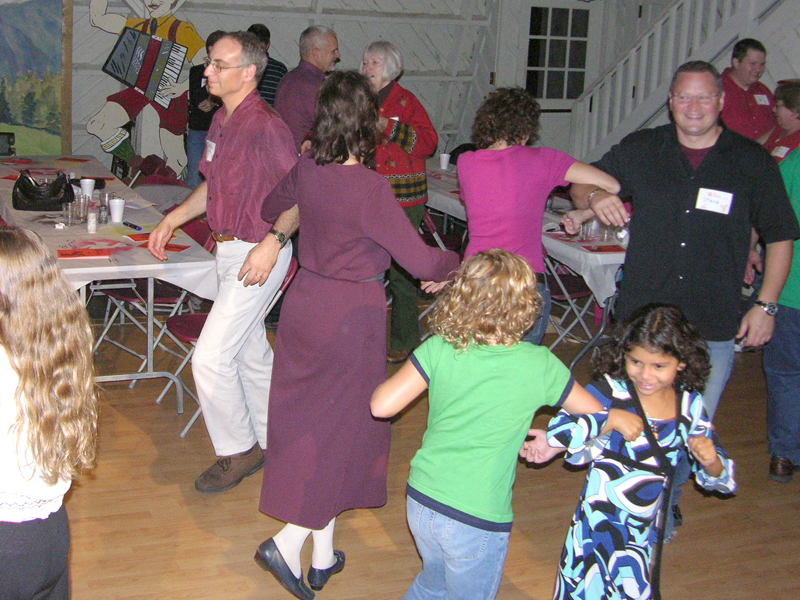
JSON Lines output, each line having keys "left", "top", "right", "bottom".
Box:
{"left": 102, "top": 27, "right": 187, "bottom": 109}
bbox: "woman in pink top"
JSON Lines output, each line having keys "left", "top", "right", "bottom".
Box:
{"left": 458, "top": 88, "right": 619, "bottom": 344}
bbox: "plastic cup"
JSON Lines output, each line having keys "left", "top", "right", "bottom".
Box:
{"left": 109, "top": 198, "right": 125, "bottom": 223}
{"left": 80, "top": 178, "right": 96, "bottom": 197}
{"left": 62, "top": 201, "right": 75, "bottom": 226}
{"left": 439, "top": 153, "right": 451, "bottom": 170}
{"left": 76, "top": 195, "right": 89, "bottom": 223}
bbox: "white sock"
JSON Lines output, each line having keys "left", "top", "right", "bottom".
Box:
{"left": 311, "top": 517, "right": 336, "bottom": 570}
{"left": 273, "top": 523, "right": 311, "bottom": 578}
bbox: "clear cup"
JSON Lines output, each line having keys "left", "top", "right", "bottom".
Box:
{"left": 76, "top": 195, "right": 89, "bottom": 223}
{"left": 109, "top": 198, "right": 125, "bottom": 223}
{"left": 62, "top": 201, "right": 75, "bottom": 226}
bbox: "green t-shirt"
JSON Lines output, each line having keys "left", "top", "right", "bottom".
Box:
{"left": 408, "top": 335, "right": 573, "bottom": 525}
{"left": 779, "top": 149, "right": 800, "bottom": 309}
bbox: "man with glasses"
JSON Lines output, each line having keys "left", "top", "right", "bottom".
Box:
{"left": 148, "top": 31, "right": 298, "bottom": 494}
{"left": 571, "top": 60, "right": 798, "bottom": 536}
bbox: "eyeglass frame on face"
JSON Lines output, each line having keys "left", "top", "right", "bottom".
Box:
{"left": 669, "top": 92, "right": 722, "bottom": 106}
{"left": 203, "top": 57, "right": 246, "bottom": 73}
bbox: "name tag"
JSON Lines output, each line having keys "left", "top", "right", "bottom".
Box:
{"left": 772, "top": 145, "right": 790, "bottom": 159}
{"left": 754, "top": 94, "right": 770, "bottom": 106}
{"left": 696, "top": 188, "right": 733, "bottom": 215}
{"left": 201, "top": 77, "right": 207, "bottom": 87}
{"left": 204, "top": 140, "right": 216, "bottom": 162}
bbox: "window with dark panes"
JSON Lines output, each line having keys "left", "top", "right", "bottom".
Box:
{"left": 525, "top": 6, "right": 590, "bottom": 100}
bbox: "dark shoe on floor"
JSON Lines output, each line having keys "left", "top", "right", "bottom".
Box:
{"left": 769, "top": 456, "right": 795, "bottom": 483}
{"left": 254, "top": 538, "right": 315, "bottom": 600}
{"left": 386, "top": 348, "right": 412, "bottom": 364}
{"left": 671, "top": 504, "right": 683, "bottom": 528}
{"left": 308, "top": 550, "right": 345, "bottom": 591}
{"left": 194, "top": 443, "right": 264, "bottom": 493}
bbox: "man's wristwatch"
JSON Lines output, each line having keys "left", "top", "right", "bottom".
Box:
{"left": 754, "top": 300, "right": 778, "bottom": 316}
{"left": 269, "top": 227, "right": 288, "bottom": 248}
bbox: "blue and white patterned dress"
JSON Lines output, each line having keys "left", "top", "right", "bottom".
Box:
{"left": 547, "top": 375, "right": 736, "bottom": 600}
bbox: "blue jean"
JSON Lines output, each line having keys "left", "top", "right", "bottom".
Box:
{"left": 764, "top": 306, "right": 800, "bottom": 464}
{"left": 402, "top": 496, "right": 510, "bottom": 600}
{"left": 185, "top": 128, "right": 208, "bottom": 189}
{"left": 666, "top": 338, "right": 734, "bottom": 539}
{"left": 522, "top": 281, "right": 551, "bottom": 345}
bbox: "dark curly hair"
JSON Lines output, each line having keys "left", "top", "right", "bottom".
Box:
{"left": 311, "top": 71, "right": 379, "bottom": 165}
{"left": 471, "top": 87, "right": 541, "bottom": 149}
{"left": 591, "top": 304, "right": 710, "bottom": 392}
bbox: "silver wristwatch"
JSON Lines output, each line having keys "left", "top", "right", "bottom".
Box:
{"left": 269, "top": 227, "right": 288, "bottom": 248}
{"left": 754, "top": 300, "right": 778, "bottom": 316}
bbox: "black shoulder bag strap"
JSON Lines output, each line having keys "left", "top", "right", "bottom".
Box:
{"left": 624, "top": 378, "right": 677, "bottom": 600}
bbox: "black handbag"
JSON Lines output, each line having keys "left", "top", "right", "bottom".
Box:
{"left": 12, "top": 170, "right": 75, "bottom": 211}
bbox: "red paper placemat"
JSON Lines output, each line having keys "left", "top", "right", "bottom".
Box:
{"left": 57, "top": 248, "right": 111, "bottom": 259}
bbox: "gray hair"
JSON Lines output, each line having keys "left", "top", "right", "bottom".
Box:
{"left": 362, "top": 41, "right": 404, "bottom": 82}
{"left": 669, "top": 60, "right": 723, "bottom": 94}
{"left": 223, "top": 31, "right": 268, "bottom": 80}
{"left": 299, "top": 26, "right": 336, "bottom": 59}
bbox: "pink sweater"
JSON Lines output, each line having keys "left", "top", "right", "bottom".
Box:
{"left": 459, "top": 145, "right": 576, "bottom": 273}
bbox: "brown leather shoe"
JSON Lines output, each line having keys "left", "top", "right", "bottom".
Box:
{"left": 195, "top": 443, "right": 264, "bottom": 493}
{"left": 386, "top": 348, "right": 412, "bottom": 364}
{"left": 768, "top": 456, "right": 795, "bottom": 483}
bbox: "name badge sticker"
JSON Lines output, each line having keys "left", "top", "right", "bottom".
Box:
{"left": 772, "top": 146, "right": 790, "bottom": 159}
{"left": 754, "top": 94, "right": 770, "bottom": 106}
{"left": 205, "top": 140, "right": 216, "bottom": 162}
{"left": 696, "top": 188, "right": 734, "bottom": 215}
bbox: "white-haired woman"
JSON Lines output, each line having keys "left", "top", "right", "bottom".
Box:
{"left": 361, "top": 41, "right": 439, "bottom": 364}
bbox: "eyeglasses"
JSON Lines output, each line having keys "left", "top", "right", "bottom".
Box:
{"left": 670, "top": 93, "right": 721, "bottom": 105}
{"left": 203, "top": 58, "right": 245, "bottom": 73}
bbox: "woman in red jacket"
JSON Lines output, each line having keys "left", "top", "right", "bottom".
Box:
{"left": 362, "top": 41, "right": 439, "bottom": 364}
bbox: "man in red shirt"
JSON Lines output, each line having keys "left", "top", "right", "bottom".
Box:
{"left": 148, "top": 32, "right": 299, "bottom": 494}
{"left": 721, "top": 38, "right": 776, "bottom": 140}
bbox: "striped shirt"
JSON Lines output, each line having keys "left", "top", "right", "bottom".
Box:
{"left": 257, "top": 53, "right": 288, "bottom": 107}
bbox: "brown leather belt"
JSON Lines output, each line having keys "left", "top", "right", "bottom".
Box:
{"left": 212, "top": 231, "right": 236, "bottom": 243}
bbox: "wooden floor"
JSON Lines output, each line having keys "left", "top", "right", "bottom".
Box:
{"left": 68, "top": 322, "right": 800, "bottom": 599}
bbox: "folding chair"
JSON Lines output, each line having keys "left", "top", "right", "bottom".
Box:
{"left": 158, "top": 257, "right": 299, "bottom": 438}
{"left": 91, "top": 213, "right": 215, "bottom": 388}
{"left": 545, "top": 255, "right": 596, "bottom": 350}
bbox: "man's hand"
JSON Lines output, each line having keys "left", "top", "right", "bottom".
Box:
{"left": 585, "top": 191, "right": 629, "bottom": 228}
{"left": 744, "top": 247, "right": 763, "bottom": 286}
{"left": 519, "top": 429, "right": 563, "bottom": 463}
{"left": 147, "top": 218, "right": 177, "bottom": 262}
{"left": 737, "top": 305, "right": 775, "bottom": 347}
{"left": 238, "top": 237, "right": 280, "bottom": 286}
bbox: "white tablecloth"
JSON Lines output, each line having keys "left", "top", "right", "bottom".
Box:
{"left": 0, "top": 156, "right": 217, "bottom": 300}
{"left": 542, "top": 211, "right": 625, "bottom": 303}
{"left": 426, "top": 159, "right": 466, "bottom": 222}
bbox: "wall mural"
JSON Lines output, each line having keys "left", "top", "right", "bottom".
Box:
{"left": 86, "top": 0, "right": 207, "bottom": 174}
{"left": 0, "top": 0, "right": 62, "bottom": 155}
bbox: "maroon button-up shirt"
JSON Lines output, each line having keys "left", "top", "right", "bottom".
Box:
{"left": 200, "top": 89, "right": 298, "bottom": 243}
{"left": 274, "top": 60, "right": 327, "bottom": 152}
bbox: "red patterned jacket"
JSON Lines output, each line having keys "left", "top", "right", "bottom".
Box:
{"left": 376, "top": 83, "right": 438, "bottom": 208}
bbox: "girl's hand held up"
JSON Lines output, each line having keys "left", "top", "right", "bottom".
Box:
{"left": 688, "top": 436, "right": 724, "bottom": 477}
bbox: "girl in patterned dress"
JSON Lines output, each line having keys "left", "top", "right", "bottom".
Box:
{"left": 527, "top": 304, "right": 736, "bottom": 600}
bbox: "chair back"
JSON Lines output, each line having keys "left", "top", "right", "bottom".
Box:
{"left": 163, "top": 204, "right": 215, "bottom": 253}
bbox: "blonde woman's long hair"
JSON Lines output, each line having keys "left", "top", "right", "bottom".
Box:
{"left": 0, "top": 227, "right": 97, "bottom": 484}
{"left": 428, "top": 249, "right": 542, "bottom": 350}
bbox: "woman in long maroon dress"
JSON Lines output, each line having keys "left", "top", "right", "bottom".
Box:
{"left": 254, "top": 71, "right": 459, "bottom": 600}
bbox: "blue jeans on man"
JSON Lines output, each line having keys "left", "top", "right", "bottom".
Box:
{"left": 666, "top": 339, "right": 735, "bottom": 539}
{"left": 764, "top": 306, "right": 800, "bottom": 465}
{"left": 402, "top": 496, "right": 510, "bottom": 600}
{"left": 522, "top": 281, "right": 551, "bottom": 345}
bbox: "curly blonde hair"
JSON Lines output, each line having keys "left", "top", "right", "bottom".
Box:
{"left": 428, "top": 249, "right": 542, "bottom": 350}
{"left": 0, "top": 227, "right": 97, "bottom": 484}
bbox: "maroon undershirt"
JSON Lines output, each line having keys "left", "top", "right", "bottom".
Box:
{"left": 681, "top": 144, "right": 712, "bottom": 170}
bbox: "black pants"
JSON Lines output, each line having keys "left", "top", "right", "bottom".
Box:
{"left": 0, "top": 504, "right": 70, "bottom": 600}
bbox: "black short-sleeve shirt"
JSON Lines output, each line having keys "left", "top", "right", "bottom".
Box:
{"left": 594, "top": 124, "right": 800, "bottom": 341}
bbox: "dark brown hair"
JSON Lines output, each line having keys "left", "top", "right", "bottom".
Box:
{"left": 592, "top": 304, "right": 710, "bottom": 392}
{"left": 311, "top": 71, "right": 379, "bottom": 165}
{"left": 732, "top": 38, "right": 766, "bottom": 62}
{"left": 471, "top": 87, "right": 541, "bottom": 149}
{"left": 775, "top": 80, "right": 800, "bottom": 113}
